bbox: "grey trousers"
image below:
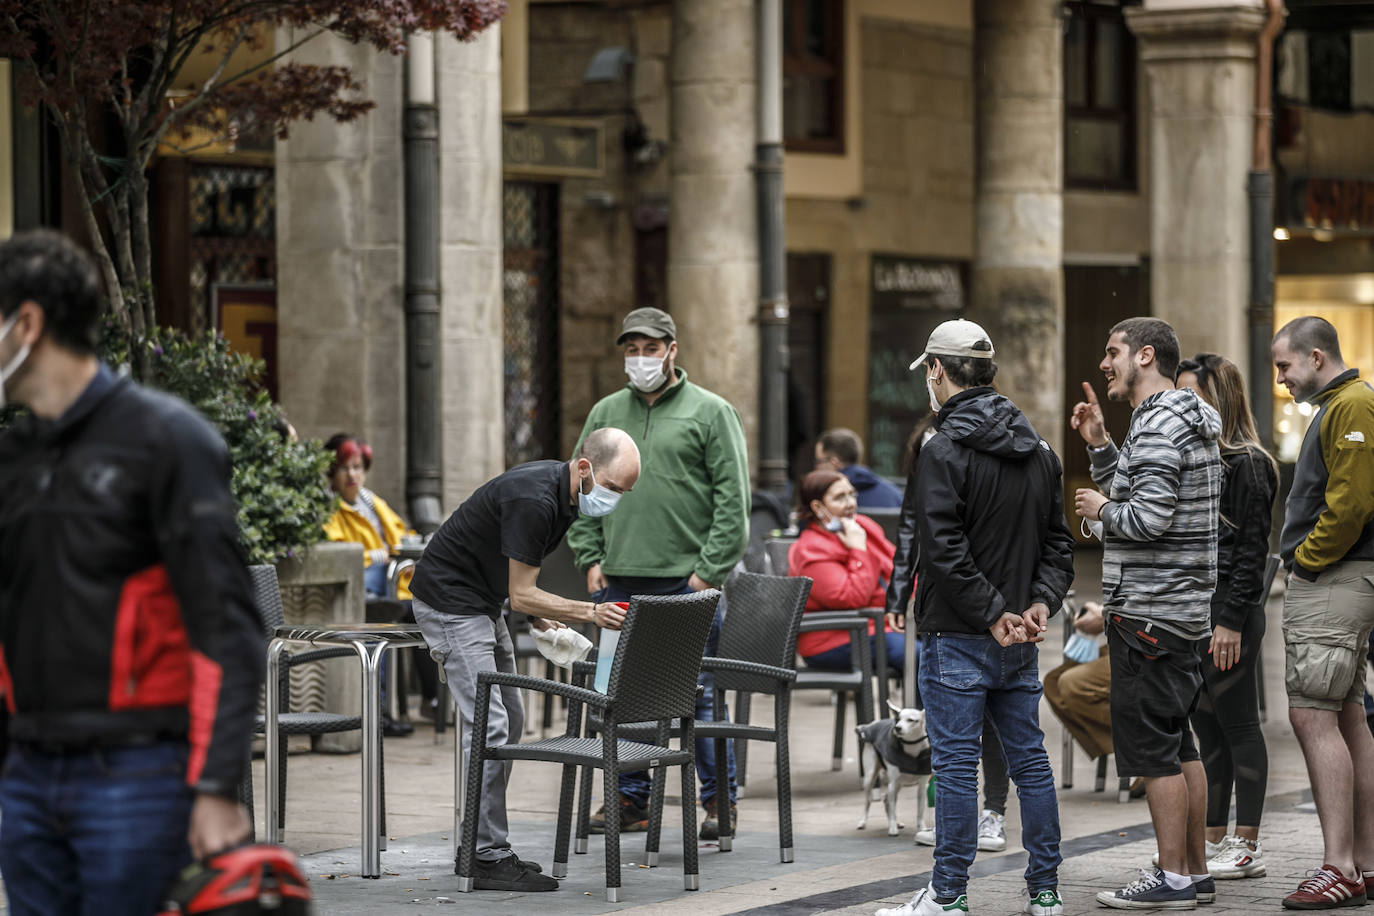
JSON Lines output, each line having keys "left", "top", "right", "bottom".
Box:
{"left": 413, "top": 598, "right": 524, "bottom": 863}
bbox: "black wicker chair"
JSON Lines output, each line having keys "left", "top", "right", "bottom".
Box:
{"left": 760, "top": 537, "right": 878, "bottom": 774}
{"left": 247, "top": 565, "right": 384, "bottom": 835}
{"left": 455, "top": 590, "right": 720, "bottom": 903}
{"left": 626, "top": 571, "right": 812, "bottom": 864}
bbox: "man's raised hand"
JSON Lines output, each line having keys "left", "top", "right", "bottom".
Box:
{"left": 1070, "top": 381, "right": 1108, "bottom": 447}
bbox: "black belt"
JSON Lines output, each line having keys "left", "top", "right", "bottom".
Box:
{"left": 15, "top": 731, "right": 177, "bottom": 755}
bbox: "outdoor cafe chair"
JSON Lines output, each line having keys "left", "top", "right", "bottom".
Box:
{"left": 247, "top": 565, "right": 384, "bottom": 836}
{"left": 623, "top": 571, "right": 812, "bottom": 864}
{"left": 455, "top": 589, "right": 720, "bottom": 903}
{"left": 759, "top": 537, "right": 878, "bottom": 775}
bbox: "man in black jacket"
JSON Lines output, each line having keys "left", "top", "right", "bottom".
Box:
{"left": 0, "top": 231, "right": 264, "bottom": 916}
{"left": 876, "top": 320, "right": 1075, "bottom": 916}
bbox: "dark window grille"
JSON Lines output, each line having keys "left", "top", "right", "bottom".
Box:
{"left": 1064, "top": 1, "right": 1138, "bottom": 190}
{"left": 503, "top": 182, "right": 561, "bottom": 468}
{"left": 186, "top": 164, "right": 274, "bottom": 333}
{"left": 783, "top": 0, "right": 845, "bottom": 153}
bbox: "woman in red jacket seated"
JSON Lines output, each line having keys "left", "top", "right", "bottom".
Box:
{"left": 787, "top": 469, "right": 903, "bottom": 671}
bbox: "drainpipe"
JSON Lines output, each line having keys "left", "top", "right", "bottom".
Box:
{"left": 1248, "top": 0, "right": 1284, "bottom": 449}
{"left": 756, "top": 0, "right": 789, "bottom": 495}
{"left": 403, "top": 32, "right": 444, "bottom": 533}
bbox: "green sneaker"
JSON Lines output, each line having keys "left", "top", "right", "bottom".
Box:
{"left": 1024, "top": 889, "right": 1064, "bottom": 915}
{"left": 875, "top": 885, "right": 968, "bottom": 916}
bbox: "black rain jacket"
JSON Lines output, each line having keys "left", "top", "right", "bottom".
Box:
{"left": 1213, "top": 449, "right": 1278, "bottom": 632}
{"left": 0, "top": 366, "right": 264, "bottom": 799}
{"left": 885, "top": 387, "right": 1075, "bottom": 635}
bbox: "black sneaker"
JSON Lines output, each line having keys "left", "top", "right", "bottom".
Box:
{"left": 470, "top": 854, "right": 558, "bottom": 892}
{"left": 699, "top": 798, "right": 737, "bottom": 840}
{"left": 455, "top": 850, "right": 542, "bottom": 874}
{"left": 588, "top": 794, "right": 649, "bottom": 834}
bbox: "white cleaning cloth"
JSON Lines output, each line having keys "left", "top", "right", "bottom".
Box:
{"left": 533, "top": 625, "right": 594, "bottom": 668}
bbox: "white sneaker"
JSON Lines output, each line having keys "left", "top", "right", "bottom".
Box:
{"left": 876, "top": 885, "right": 969, "bottom": 916}
{"left": 977, "top": 809, "right": 1006, "bottom": 852}
{"left": 1024, "top": 889, "right": 1064, "bottom": 915}
{"left": 1207, "top": 835, "right": 1265, "bottom": 878}
{"left": 1152, "top": 840, "right": 1221, "bottom": 867}
{"left": 915, "top": 826, "right": 936, "bottom": 847}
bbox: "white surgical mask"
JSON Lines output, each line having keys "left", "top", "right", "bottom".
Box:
{"left": 926, "top": 375, "right": 942, "bottom": 413}
{"left": 577, "top": 464, "right": 622, "bottom": 517}
{"left": 1080, "top": 517, "right": 1104, "bottom": 541}
{"left": 625, "top": 355, "right": 668, "bottom": 392}
{"left": 0, "top": 311, "right": 31, "bottom": 410}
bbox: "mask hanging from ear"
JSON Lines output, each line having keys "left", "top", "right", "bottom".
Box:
{"left": 926, "top": 374, "right": 942, "bottom": 413}
{"left": 0, "top": 311, "right": 31, "bottom": 411}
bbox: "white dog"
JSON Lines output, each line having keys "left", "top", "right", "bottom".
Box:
{"left": 856, "top": 700, "right": 933, "bottom": 841}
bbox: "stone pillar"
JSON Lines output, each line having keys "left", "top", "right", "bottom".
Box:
{"left": 1127, "top": 5, "right": 1265, "bottom": 378}
{"left": 668, "top": 0, "right": 759, "bottom": 470}
{"left": 970, "top": 0, "right": 1064, "bottom": 454}
{"left": 437, "top": 28, "right": 505, "bottom": 508}
{"left": 276, "top": 30, "right": 406, "bottom": 503}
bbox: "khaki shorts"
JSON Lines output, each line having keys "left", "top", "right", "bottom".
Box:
{"left": 1282, "top": 560, "right": 1374, "bottom": 711}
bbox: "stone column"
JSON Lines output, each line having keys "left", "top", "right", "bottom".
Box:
{"left": 437, "top": 28, "right": 505, "bottom": 508}
{"left": 668, "top": 0, "right": 759, "bottom": 470}
{"left": 970, "top": 0, "right": 1064, "bottom": 454}
{"left": 1127, "top": 5, "right": 1265, "bottom": 378}
{"left": 277, "top": 30, "right": 407, "bottom": 502}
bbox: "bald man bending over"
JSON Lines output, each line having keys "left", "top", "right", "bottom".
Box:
{"left": 409, "top": 428, "right": 641, "bottom": 892}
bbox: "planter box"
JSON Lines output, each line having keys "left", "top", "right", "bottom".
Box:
{"left": 276, "top": 541, "right": 366, "bottom": 753}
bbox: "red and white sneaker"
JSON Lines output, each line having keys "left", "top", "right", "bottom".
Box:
{"left": 1282, "top": 865, "right": 1366, "bottom": 910}
{"left": 1207, "top": 835, "right": 1265, "bottom": 879}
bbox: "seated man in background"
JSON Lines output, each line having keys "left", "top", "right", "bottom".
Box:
{"left": 815, "top": 427, "right": 904, "bottom": 509}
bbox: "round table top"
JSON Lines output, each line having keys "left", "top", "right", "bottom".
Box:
{"left": 273, "top": 623, "right": 426, "bottom": 645}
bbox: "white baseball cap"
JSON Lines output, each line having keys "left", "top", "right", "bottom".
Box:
{"left": 909, "top": 319, "right": 996, "bottom": 371}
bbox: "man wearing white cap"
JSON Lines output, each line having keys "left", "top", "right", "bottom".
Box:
{"left": 878, "top": 319, "right": 1075, "bottom": 916}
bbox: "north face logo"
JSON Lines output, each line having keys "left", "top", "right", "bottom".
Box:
{"left": 1345, "top": 431, "right": 1367, "bottom": 444}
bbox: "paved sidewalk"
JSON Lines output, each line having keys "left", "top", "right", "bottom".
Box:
{"left": 248, "top": 564, "right": 1344, "bottom": 914}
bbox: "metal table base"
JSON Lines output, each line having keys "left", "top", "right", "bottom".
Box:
{"left": 265, "top": 623, "right": 427, "bottom": 878}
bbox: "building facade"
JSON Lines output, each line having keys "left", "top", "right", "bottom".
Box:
{"left": 4, "top": 0, "right": 1372, "bottom": 524}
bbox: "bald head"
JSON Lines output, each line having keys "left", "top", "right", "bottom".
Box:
{"left": 574, "top": 428, "right": 641, "bottom": 497}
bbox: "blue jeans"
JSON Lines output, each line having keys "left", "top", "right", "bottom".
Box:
{"left": 803, "top": 631, "right": 905, "bottom": 673}
{"left": 595, "top": 578, "right": 738, "bottom": 807}
{"left": 919, "top": 633, "right": 1061, "bottom": 898}
{"left": 0, "top": 741, "right": 194, "bottom": 916}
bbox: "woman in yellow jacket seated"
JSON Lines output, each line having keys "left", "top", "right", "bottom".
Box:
{"left": 323, "top": 433, "right": 413, "bottom": 599}
{"left": 323, "top": 433, "right": 432, "bottom": 733}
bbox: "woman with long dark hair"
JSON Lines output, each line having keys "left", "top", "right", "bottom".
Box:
{"left": 1175, "top": 354, "right": 1278, "bottom": 879}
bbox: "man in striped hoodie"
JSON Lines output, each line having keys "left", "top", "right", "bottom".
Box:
{"left": 1071, "top": 317, "right": 1223, "bottom": 910}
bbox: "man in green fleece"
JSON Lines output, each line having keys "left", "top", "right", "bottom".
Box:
{"left": 569, "top": 307, "right": 750, "bottom": 840}
{"left": 1272, "top": 316, "right": 1374, "bottom": 910}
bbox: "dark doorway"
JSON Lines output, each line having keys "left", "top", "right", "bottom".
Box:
{"left": 1063, "top": 262, "right": 1149, "bottom": 541}
{"left": 787, "top": 253, "right": 831, "bottom": 485}
{"left": 503, "top": 182, "right": 561, "bottom": 468}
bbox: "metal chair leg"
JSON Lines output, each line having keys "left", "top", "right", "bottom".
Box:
{"left": 831, "top": 692, "right": 846, "bottom": 771}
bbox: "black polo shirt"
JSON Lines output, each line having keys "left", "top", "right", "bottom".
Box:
{"left": 409, "top": 460, "right": 578, "bottom": 618}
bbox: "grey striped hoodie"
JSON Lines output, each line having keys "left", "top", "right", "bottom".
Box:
{"left": 1089, "top": 388, "right": 1223, "bottom": 640}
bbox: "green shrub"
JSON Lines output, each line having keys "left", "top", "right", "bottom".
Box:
{"left": 105, "top": 326, "right": 334, "bottom": 567}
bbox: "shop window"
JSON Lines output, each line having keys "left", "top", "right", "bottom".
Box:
{"left": 783, "top": 0, "right": 844, "bottom": 154}
{"left": 1064, "top": 1, "right": 1137, "bottom": 190}
{"left": 1278, "top": 29, "right": 1374, "bottom": 112}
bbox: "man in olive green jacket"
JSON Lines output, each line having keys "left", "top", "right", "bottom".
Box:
{"left": 569, "top": 307, "right": 750, "bottom": 840}
{"left": 1272, "top": 316, "right": 1374, "bottom": 908}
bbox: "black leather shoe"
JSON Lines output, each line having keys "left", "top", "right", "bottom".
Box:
{"left": 382, "top": 716, "right": 414, "bottom": 738}
{"left": 470, "top": 855, "right": 558, "bottom": 891}
{"left": 455, "top": 850, "right": 542, "bottom": 874}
